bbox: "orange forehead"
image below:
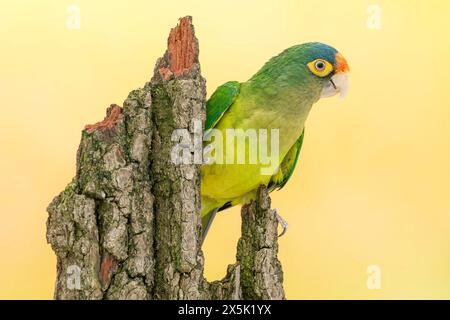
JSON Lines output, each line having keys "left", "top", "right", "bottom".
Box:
{"left": 335, "top": 52, "right": 350, "bottom": 73}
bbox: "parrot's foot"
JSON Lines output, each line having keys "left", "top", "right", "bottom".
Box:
{"left": 273, "top": 208, "right": 288, "bottom": 237}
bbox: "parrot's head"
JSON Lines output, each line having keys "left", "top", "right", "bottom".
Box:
{"left": 299, "top": 42, "right": 350, "bottom": 99}
{"left": 253, "top": 42, "right": 350, "bottom": 101}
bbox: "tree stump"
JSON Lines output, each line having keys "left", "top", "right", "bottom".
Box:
{"left": 46, "top": 16, "right": 285, "bottom": 300}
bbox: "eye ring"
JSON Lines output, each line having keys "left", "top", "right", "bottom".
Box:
{"left": 315, "top": 60, "right": 326, "bottom": 71}
{"left": 307, "top": 59, "right": 333, "bottom": 77}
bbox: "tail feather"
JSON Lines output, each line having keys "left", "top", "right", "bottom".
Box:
{"left": 201, "top": 209, "right": 218, "bottom": 244}
{"left": 200, "top": 198, "right": 233, "bottom": 244}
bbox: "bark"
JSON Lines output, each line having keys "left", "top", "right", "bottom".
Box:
{"left": 46, "top": 16, "right": 285, "bottom": 300}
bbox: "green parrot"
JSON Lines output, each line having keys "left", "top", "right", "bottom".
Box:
{"left": 201, "top": 42, "right": 349, "bottom": 240}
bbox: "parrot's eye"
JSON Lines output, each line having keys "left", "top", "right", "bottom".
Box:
{"left": 315, "top": 61, "right": 325, "bottom": 71}
{"left": 307, "top": 59, "right": 333, "bottom": 77}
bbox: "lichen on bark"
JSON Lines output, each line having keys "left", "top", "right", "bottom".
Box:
{"left": 46, "top": 16, "right": 285, "bottom": 300}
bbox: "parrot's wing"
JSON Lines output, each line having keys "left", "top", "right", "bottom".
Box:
{"left": 269, "top": 129, "right": 305, "bottom": 191}
{"left": 205, "top": 81, "right": 240, "bottom": 130}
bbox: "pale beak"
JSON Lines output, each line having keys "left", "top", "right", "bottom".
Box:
{"left": 321, "top": 52, "right": 350, "bottom": 99}
{"left": 320, "top": 72, "right": 349, "bottom": 99}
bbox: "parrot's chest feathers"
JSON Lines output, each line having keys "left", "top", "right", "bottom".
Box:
{"left": 201, "top": 96, "right": 313, "bottom": 201}
{"left": 242, "top": 97, "right": 313, "bottom": 152}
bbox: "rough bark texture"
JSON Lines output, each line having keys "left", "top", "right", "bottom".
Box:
{"left": 46, "top": 16, "right": 285, "bottom": 300}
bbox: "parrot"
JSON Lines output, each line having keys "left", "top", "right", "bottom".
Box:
{"left": 200, "top": 42, "right": 349, "bottom": 241}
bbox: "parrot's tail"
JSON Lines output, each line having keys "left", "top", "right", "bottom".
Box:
{"left": 200, "top": 199, "right": 233, "bottom": 244}
{"left": 201, "top": 209, "right": 218, "bottom": 244}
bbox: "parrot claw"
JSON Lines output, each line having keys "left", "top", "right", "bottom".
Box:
{"left": 273, "top": 208, "right": 288, "bottom": 237}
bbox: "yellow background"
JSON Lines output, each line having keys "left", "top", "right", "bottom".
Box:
{"left": 1, "top": 0, "right": 450, "bottom": 299}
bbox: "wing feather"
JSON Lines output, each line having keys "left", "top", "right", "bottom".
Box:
{"left": 269, "top": 129, "right": 305, "bottom": 191}
{"left": 205, "top": 81, "right": 240, "bottom": 130}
